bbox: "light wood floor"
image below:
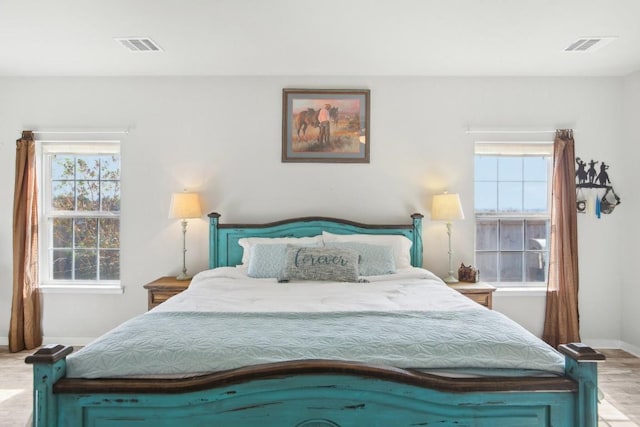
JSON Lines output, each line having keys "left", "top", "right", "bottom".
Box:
{"left": 0, "top": 347, "right": 32, "bottom": 427}
{"left": 0, "top": 346, "right": 638, "bottom": 427}
{"left": 598, "top": 349, "right": 640, "bottom": 426}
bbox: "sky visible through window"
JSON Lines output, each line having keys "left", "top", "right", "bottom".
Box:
{"left": 474, "top": 156, "right": 548, "bottom": 213}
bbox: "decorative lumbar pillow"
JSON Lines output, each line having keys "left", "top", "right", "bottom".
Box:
{"left": 238, "top": 235, "right": 322, "bottom": 265}
{"left": 324, "top": 242, "right": 396, "bottom": 276}
{"left": 278, "top": 246, "right": 361, "bottom": 282}
{"left": 322, "top": 232, "right": 413, "bottom": 269}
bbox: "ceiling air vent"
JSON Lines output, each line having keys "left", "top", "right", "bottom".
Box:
{"left": 115, "top": 37, "right": 162, "bottom": 52}
{"left": 564, "top": 37, "right": 617, "bottom": 53}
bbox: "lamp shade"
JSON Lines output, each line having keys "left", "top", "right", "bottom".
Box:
{"left": 169, "top": 192, "right": 202, "bottom": 219}
{"left": 431, "top": 193, "right": 465, "bottom": 221}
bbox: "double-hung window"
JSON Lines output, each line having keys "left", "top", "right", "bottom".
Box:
{"left": 39, "top": 141, "right": 121, "bottom": 291}
{"left": 474, "top": 142, "right": 553, "bottom": 286}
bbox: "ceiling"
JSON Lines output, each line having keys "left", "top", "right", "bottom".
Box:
{"left": 1, "top": 0, "right": 639, "bottom": 77}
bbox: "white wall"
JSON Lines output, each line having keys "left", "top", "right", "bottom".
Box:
{"left": 0, "top": 76, "right": 627, "bottom": 347}
{"left": 621, "top": 71, "right": 640, "bottom": 353}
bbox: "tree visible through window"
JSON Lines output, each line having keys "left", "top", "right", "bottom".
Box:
{"left": 474, "top": 143, "right": 552, "bottom": 285}
{"left": 41, "top": 143, "right": 121, "bottom": 284}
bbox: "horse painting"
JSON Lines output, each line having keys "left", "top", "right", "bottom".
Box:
{"left": 329, "top": 106, "right": 339, "bottom": 125}
{"left": 294, "top": 108, "right": 320, "bottom": 141}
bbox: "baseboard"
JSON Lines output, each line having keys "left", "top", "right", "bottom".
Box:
{"left": 0, "top": 336, "right": 95, "bottom": 348}
{"left": 584, "top": 339, "right": 623, "bottom": 349}
{"left": 621, "top": 341, "right": 640, "bottom": 357}
{"left": 583, "top": 339, "right": 640, "bottom": 357}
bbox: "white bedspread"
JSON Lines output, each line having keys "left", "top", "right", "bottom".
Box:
{"left": 152, "top": 267, "right": 481, "bottom": 313}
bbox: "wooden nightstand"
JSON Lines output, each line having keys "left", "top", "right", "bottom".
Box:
{"left": 143, "top": 276, "right": 191, "bottom": 310}
{"left": 448, "top": 282, "right": 496, "bottom": 309}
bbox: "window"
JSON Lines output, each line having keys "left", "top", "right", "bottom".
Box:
{"left": 39, "top": 141, "right": 121, "bottom": 289}
{"left": 474, "top": 142, "right": 552, "bottom": 286}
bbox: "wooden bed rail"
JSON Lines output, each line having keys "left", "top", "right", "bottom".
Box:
{"left": 52, "top": 359, "right": 578, "bottom": 395}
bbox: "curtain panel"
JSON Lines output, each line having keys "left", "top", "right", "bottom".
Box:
{"left": 542, "top": 129, "right": 581, "bottom": 348}
{"left": 9, "top": 131, "right": 43, "bottom": 352}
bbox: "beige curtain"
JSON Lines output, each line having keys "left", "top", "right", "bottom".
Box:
{"left": 542, "top": 129, "right": 580, "bottom": 348}
{"left": 9, "top": 131, "right": 43, "bottom": 352}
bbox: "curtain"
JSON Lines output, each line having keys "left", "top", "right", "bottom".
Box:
{"left": 9, "top": 131, "right": 43, "bottom": 352}
{"left": 542, "top": 129, "right": 581, "bottom": 348}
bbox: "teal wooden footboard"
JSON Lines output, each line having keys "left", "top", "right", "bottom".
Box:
{"left": 27, "top": 343, "right": 603, "bottom": 427}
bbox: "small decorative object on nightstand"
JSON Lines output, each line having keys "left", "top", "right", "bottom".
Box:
{"left": 143, "top": 276, "right": 191, "bottom": 310}
{"left": 458, "top": 263, "right": 479, "bottom": 283}
{"left": 448, "top": 282, "right": 496, "bottom": 309}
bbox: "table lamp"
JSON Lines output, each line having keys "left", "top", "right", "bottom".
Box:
{"left": 169, "top": 192, "right": 202, "bottom": 280}
{"left": 431, "top": 192, "right": 465, "bottom": 283}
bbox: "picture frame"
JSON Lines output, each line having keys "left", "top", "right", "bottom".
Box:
{"left": 282, "top": 89, "right": 370, "bottom": 163}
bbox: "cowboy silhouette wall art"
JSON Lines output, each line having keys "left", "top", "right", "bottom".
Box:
{"left": 575, "top": 157, "right": 621, "bottom": 218}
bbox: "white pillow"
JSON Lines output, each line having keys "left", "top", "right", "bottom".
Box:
{"left": 321, "top": 231, "right": 413, "bottom": 269}
{"left": 238, "top": 235, "right": 322, "bottom": 265}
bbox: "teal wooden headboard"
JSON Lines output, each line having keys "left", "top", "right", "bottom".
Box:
{"left": 208, "top": 213, "right": 424, "bottom": 269}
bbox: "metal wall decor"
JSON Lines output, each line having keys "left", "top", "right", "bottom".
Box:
{"left": 575, "top": 157, "right": 621, "bottom": 218}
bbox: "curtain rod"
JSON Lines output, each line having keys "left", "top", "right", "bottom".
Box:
{"left": 465, "top": 128, "right": 575, "bottom": 135}
{"left": 31, "top": 130, "right": 130, "bottom": 135}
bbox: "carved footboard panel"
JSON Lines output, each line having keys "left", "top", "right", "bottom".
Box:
{"left": 27, "top": 344, "right": 603, "bottom": 427}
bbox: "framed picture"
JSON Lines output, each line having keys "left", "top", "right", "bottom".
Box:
{"left": 282, "top": 89, "right": 370, "bottom": 163}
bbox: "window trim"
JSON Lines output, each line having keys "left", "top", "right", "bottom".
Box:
{"left": 37, "top": 139, "right": 122, "bottom": 292}
{"left": 474, "top": 142, "right": 553, "bottom": 287}
{"left": 493, "top": 286, "right": 547, "bottom": 297}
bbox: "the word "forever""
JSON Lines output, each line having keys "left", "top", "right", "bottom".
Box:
{"left": 294, "top": 249, "right": 350, "bottom": 267}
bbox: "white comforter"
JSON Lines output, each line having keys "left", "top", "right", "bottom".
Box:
{"left": 153, "top": 267, "right": 482, "bottom": 313}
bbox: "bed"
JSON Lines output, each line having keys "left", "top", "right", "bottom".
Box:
{"left": 27, "top": 212, "right": 604, "bottom": 426}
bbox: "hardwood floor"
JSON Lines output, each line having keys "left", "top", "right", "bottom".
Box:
{"left": 0, "top": 346, "right": 638, "bottom": 426}
{"left": 0, "top": 347, "right": 32, "bottom": 427}
{"left": 598, "top": 349, "right": 640, "bottom": 426}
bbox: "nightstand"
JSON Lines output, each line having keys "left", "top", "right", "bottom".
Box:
{"left": 448, "top": 282, "right": 496, "bottom": 309}
{"left": 143, "top": 276, "right": 191, "bottom": 310}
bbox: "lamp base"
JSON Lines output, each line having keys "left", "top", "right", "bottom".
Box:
{"left": 442, "top": 274, "right": 459, "bottom": 284}
{"left": 175, "top": 273, "right": 192, "bottom": 281}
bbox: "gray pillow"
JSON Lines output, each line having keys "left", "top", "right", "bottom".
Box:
{"left": 324, "top": 242, "right": 396, "bottom": 276}
{"left": 247, "top": 244, "right": 289, "bottom": 278}
{"left": 278, "top": 246, "right": 361, "bottom": 282}
{"left": 247, "top": 243, "right": 320, "bottom": 278}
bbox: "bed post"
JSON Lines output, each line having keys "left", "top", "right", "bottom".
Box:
{"left": 411, "top": 213, "right": 424, "bottom": 268}
{"left": 208, "top": 212, "right": 221, "bottom": 269}
{"left": 559, "top": 343, "right": 605, "bottom": 427}
{"left": 25, "top": 344, "right": 73, "bottom": 427}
